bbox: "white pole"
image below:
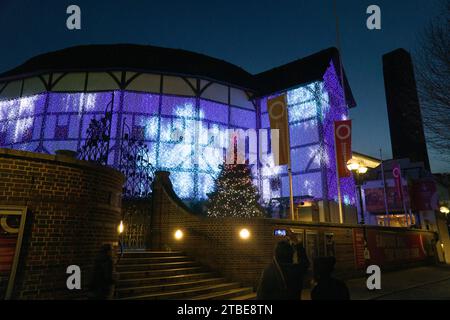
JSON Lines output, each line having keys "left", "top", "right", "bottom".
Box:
{"left": 332, "top": 0, "right": 346, "bottom": 224}
{"left": 286, "top": 106, "right": 295, "bottom": 221}
{"left": 400, "top": 174, "right": 409, "bottom": 226}
{"left": 288, "top": 162, "right": 295, "bottom": 221}
{"left": 332, "top": 0, "right": 347, "bottom": 106}
{"left": 333, "top": 122, "right": 344, "bottom": 224}
{"left": 380, "top": 149, "right": 390, "bottom": 226}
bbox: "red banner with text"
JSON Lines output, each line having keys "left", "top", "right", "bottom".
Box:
{"left": 268, "top": 95, "right": 289, "bottom": 166}
{"left": 334, "top": 120, "right": 352, "bottom": 178}
{"left": 366, "top": 229, "right": 430, "bottom": 266}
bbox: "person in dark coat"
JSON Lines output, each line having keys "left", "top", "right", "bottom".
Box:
{"left": 89, "top": 244, "right": 116, "bottom": 300}
{"left": 257, "top": 237, "right": 310, "bottom": 300}
{"left": 311, "top": 256, "right": 350, "bottom": 300}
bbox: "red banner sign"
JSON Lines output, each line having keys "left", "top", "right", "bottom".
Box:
{"left": 0, "top": 207, "right": 27, "bottom": 300}
{"left": 392, "top": 162, "right": 403, "bottom": 202}
{"left": 412, "top": 179, "right": 439, "bottom": 211}
{"left": 366, "top": 230, "right": 430, "bottom": 265}
{"left": 364, "top": 186, "right": 411, "bottom": 213}
{"left": 334, "top": 120, "right": 352, "bottom": 178}
{"left": 267, "top": 95, "right": 289, "bottom": 166}
{"left": 353, "top": 229, "right": 366, "bottom": 269}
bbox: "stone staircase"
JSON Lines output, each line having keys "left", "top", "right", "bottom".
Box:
{"left": 115, "top": 250, "right": 256, "bottom": 300}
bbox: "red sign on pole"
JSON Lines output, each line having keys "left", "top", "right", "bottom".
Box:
{"left": 364, "top": 186, "right": 411, "bottom": 213}
{"left": 366, "top": 229, "right": 428, "bottom": 265}
{"left": 392, "top": 162, "right": 403, "bottom": 202}
{"left": 267, "top": 95, "right": 289, "bottom": 166}
{"left": 334, "top": 120, "right": 352, "bottom": 178}
{"left": 353, "top": 229, "right": 366, "bottom": 269}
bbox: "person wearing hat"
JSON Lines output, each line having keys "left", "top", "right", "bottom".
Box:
{"left": 257, "top": 234, "right": 310, "bottom": 300}
{"left": 311, "top": 256, "right": 350, "bottom": 300}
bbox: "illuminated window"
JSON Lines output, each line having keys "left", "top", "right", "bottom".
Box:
{"left": 22, "top": 127, "right": 33, "bottom": 142}
{"left": 55, "top": 125, "right": 69, "bottom": 139}
{"left": 131, "top": 125, "right": 145, "bottom": 141}
{"left": 0, "top": 130, "right": 6, "bottom": 145}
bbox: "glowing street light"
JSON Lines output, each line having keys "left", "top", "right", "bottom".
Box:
{"left": 347, "top": 161, "right": 369, "bottom": 225}
{"left": 117, "top": 220, "right": 124, "bottom": 234}
{"left": 174, "top": 229, "right": 184, "bottom": 240}
{"left": 357, "top": 166, "right": 368, "bottom": 174}
{"left": 440, "top": 206, "right": 450, "bottom": 214}
{"left": 347, "top": 162, "right": 360, "bottom": 171}
{"left": 239, "top": 228, "right": 250, "bottom": 240}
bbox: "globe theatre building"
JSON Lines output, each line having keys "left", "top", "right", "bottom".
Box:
{"left": 0, "top": 44, "right": 356, "bottom": 219}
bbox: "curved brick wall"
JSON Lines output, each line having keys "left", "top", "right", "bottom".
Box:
{"left": 151, "top": 171, "right": 437, "bottom": 289}
{"left": 0, "top": 148, "right": 124, "bottom": 299}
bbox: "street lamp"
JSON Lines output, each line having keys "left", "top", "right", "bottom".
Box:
{"left": 174, "top": 229, "right": 184, "bottom": 240}
{"left": 117, "top": 220, "right": 124, "bottom": 234}
{"left": 440, "top": 206, "right": 450, "bottom": 215}
{"left": 347, "top": 162, "right": 368, "bottom": 224}
{"left": 239, "top": 228, "right": 251, "bottom": 240}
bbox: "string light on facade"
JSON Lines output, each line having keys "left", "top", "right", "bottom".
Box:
{"left": 0, "top": 60, "right": 356, "bottom": 206}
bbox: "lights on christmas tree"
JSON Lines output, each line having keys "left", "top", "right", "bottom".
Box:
{"left": 206, "top": 163, "right": 264, "bottom": 218}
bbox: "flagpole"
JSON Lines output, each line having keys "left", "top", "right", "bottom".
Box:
{"left": 332, "top": 0, "right": 346, "bottom": 105}
{"left": 380, "top": 148, "right": 390, "bottom": 226}
{"left": 401, "top": 181, "right": 409, "bottom": 226}
{"left": 397, "top": 164, "right": 409, "bottom": 226}
{"left": 288, "top": 149, "right": 295, "bottom": 221}
{"left": 394, "top": 162, "right": 409, "bottom": 227}
{"left": 286, "top": 104, "right": 295, "bottom": 221}
{"left": 332, "top": 0, "right": 345, "bottom": 224}
{"left": 268, "top": 95, "right": 295, "bottom": 221}
{"left": 333, "top": 122, "right": 344, "bottom": 224}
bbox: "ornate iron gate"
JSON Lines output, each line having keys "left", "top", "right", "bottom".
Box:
{"left": 78, "top": 98, "right": 155, "bottom": 250}
{"left": 118, "top": 119, "right": 154, "bottom": 249}
{"left": 121, "top": 200, "right": 152, "bottom": 249}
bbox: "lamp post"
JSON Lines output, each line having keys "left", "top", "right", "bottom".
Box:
{"left": 347, "top": 162, "right": 368, "bottom": 224}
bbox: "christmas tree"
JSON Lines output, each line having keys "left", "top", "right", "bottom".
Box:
{"left": 206, "top": 163, "right": 264, "bottom": 218}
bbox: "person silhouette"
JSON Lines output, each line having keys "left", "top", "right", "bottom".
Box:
{"left": 257, "top": 236, "right": 310, "bottom": 300}
{"left": 89, "top": 244, "right": 116, "bottom": 300}
{"left": 311, "top": 256, "right": 350, "bottom": 300}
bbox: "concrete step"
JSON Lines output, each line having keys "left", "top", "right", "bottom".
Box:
{"left": 119, "top": 282, "right": 242, "bottom": 300}
{"left": 116, "top": 251, "right": 255, "bottom": 301}
{"left": 190, "top": 287, "right": 254, "bottom": 300}
{"left": 230, "top": 292, "right": 257, "bottom": 300}
{"left": 117, "top": 272, "right": 218, "bottom": 288}
{"left": 119, "top": 256, "right": 191, "bottom": 265}
{"left": 117, "top": 261, "right": 199, "bottom": 272}
{"left": 116, "top": 278, "right": 226, "bottom": 298}
{"left": 118, "top": 266, "right": 207, "bottom": 280}
{"left": 121, "top": 251, "right": 184, "bottom": 259}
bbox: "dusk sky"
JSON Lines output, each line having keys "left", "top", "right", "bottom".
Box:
{"left": 0, "top": 0, "right": 447, "bottom": 172}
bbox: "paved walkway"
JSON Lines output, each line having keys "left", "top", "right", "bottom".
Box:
{"left": 302, "top": 265, "right": 450, "bottom": 300}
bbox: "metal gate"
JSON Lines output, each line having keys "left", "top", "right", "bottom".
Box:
{"left": 121, "top": 199, "right": 152, "bottom": 250}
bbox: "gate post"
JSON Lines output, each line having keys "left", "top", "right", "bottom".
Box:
{"left": 150, "top": 171, "right": 172, "bottom": 250}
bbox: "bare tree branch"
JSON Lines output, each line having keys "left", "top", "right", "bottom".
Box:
{"left": 414, "top": 0, "right": 450, "bottom": 162}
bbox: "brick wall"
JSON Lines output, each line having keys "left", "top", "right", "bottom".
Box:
{"left": 151, "top": 171, "right": 437, "bottom": 290}
{"left": 0, "top": 148, "right": 124, "bottom": 299}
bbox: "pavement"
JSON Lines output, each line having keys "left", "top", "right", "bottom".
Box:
{"left": 302, "top": 265, "right": 450, "bottom": 300}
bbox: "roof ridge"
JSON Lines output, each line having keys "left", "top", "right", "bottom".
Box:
{"left": 0, "top": 44, "right": 355, "bottom": 107}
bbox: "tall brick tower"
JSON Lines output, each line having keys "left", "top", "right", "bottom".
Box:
{"left": 382, "top": 48, "right": 430, "bottom": 170}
